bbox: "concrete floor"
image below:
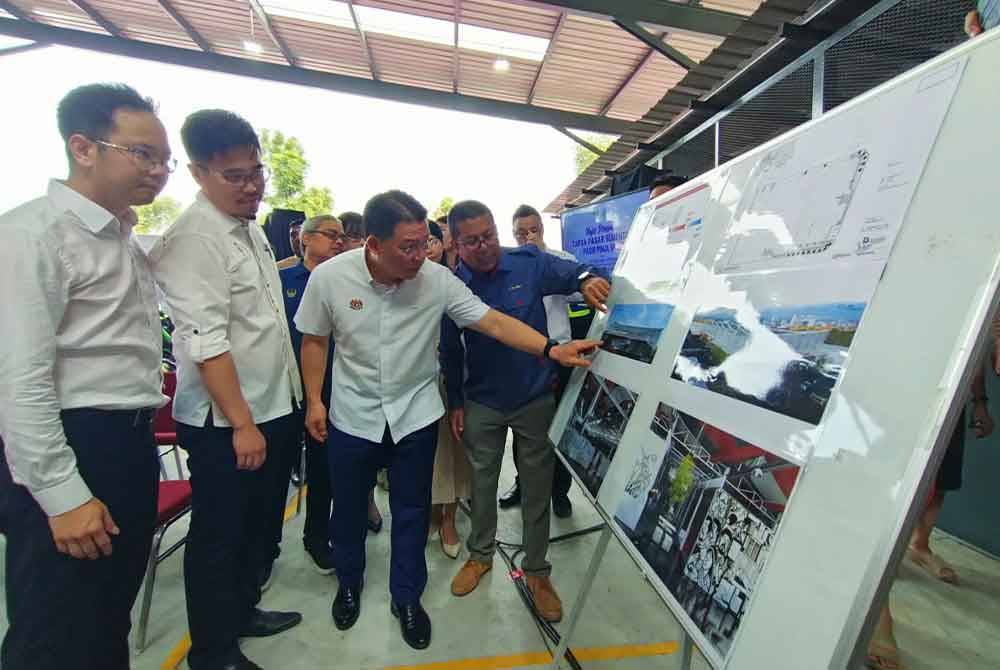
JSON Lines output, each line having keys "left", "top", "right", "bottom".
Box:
{"left": 0, "top": 442, "right": 997, "bottom": 670}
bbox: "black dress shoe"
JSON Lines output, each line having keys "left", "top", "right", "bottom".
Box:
{"left": 391, "top": 601, "right": 431, "bottom": 650}
{"left": 552, "top": 495, "right": 573, "bottom": 519}
{"left": 239, "top": 608, "right": 302, "bottom": 638}
{"left": 332, "top": 583, "right": 363, "bottom": 630}
{"left": 218, "top": 652, "right": 264, "bottom": 670}
{"left": 498, "top": 481, "right": 521, "bottom": 509}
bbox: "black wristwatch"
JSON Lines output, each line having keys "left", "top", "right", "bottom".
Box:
{"left": 543, "top": 338, "right": 559, "bottom": 360}
{"left": 577, "top": 270, "right": 593, "bottom": 290}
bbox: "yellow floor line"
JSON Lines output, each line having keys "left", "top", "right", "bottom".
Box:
{"left": 159, "top": 486, "right": 306, "bottom": 670}
{"left": 383, "top": 641, "right": 679, "bottom": 670}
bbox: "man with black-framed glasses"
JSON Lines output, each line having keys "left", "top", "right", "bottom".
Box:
{"left": 149, "top": 109, "right": 301, "bottom": 670}
{"left": 0, "top": 83, "right": 171, "bottom": 670}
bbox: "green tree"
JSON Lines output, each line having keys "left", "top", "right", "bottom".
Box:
{"left": 573, "top": 133, "right": 616, "bottom": 175}
{"left": 431, "top": 196, "right": 454, "bottom": 221}
{"left": 260, "top": 129, "right": 334, "bottom": 219}
{"left": 670, "top": 454, "right": 696, "bottom": 507}
{"left": 134, "top": 196, "right": 182, "bottom": 234}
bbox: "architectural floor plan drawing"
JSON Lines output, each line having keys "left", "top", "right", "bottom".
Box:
{"left": 716, "top": 143, "right": 870, "bottom": 273}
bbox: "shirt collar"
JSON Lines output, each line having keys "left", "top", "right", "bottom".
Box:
{"left": 47, "top": 179, "right": 118, "bottom": 234}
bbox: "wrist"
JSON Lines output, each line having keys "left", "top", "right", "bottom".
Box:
{"left": 543, "top": 338, "right": 559, "bottom": 360}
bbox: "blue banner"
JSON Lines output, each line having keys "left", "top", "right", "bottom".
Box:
{"left": 560, "top": 189, "right": 648, "bottom": 275}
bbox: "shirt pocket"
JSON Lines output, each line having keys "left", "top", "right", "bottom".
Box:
{"left": 226, "top": 241, "right": 260, "bottom": 297}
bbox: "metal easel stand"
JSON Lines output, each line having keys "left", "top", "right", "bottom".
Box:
{"left": 549, "top": 524, "right": 613, "bottom": 670}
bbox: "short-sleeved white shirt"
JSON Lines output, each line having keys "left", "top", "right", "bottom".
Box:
{"left": 295, "top": 248, "right": 489, "bottom": 443}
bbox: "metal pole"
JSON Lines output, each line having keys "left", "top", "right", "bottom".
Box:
{"left": 812, "top": 52, "right": 826, "bottom": 119}
{"left": 680, "top": 631, "right": 695, "bottom": 670}
{"left": 549, "top": 524, "right": 614, "bottom": 670}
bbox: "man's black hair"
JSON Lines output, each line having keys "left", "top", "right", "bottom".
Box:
{"left": 181, "top": 109, "right": 260, "bottom": 164}
{"left": 511, "top": 204, "right": 540, "bottom": 222}
{"left": 447, "top": 200, "right": 493, "bottom": 240}
{"left": 362, "top": 191, "right": 428, "bottom": 241}
{"left": 57, "top": 83, "right": 156, "bottom": 160}
{"left": 338, "top": 211, "right": 365, "bottom": 238}
{"left": 650, "top": 173, "right": 690, "bottom": 190}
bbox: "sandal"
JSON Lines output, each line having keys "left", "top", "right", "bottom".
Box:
{"left": 906, "top": 547, "right": 958, "bottom": 584}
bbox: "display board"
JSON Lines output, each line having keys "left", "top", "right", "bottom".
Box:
{"left": 560, "top": 188, "right": 648, "bottom": 275}
{"left": 549, "top": 32, "right": 1000, "bottom": 669}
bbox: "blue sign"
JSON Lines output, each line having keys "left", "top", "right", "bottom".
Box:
{"left": 560, "top": 189, "right": 648, "bottom": 275}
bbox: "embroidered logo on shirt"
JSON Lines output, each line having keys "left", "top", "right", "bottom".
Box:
{"left": 509, "top": 284, "right": 523, "bottom": 290}
{"left": 286, "top": 288, "right": 297, "bottom": 298}
{"left": 350, "top": 299, "right": 364, "bottom": 311}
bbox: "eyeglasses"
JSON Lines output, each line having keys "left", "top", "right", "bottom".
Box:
{"left": 398, "top": 239, "right": 429, "bottom": 257}
{"left": 312, "top": 229, "right": 346, "bottom": 243}
{"left": 457, "top": 230, "right": 498, "bottom": 250}
{"left": 93, "top": 139, "right": 177, "bottom": 173}
{"left": 426, "top": 237, "right": 443, "bottom": 248}
{"left": 199, "top": 164, "right": 271, "bottom": 186}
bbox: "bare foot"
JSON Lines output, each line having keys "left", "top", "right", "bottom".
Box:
{"left": 866, "top": 639, "right": 904, "bottom": 670}
{"left": 906, "top": 547, "right": 958, "bottom": 584}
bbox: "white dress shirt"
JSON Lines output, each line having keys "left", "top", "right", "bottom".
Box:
{"left": 543, "top": 247, "right": 583, "bottom": 342}
{"left": 295, "top": 248, "right": 489, "bottom": 443}
{"left": 0, "top": 180, "right": 164, "bottom": 516}
{"left": 149, "top": 192, "right": 302, "bottom": 428}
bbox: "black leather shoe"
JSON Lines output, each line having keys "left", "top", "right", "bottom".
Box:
{"left": 219, "top": 652, "right": 264, "bottom": 670}
{"left": 239, "top": 608, "right": 302, "bottom": 638}
{"left": 498, "top": 481, "right": 521, "bottom": 509}
{"left": 391, "top": 601, "right": 431, "bottom": 650}
{"left": 332, "top": 583, "right": 363, "bottom": 630}
{"left": 552, "top": 495, "right": 573, "bottom": 519}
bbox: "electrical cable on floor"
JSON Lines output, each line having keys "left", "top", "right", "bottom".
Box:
{"left": 457, "top": 498, "right": 603, "bottom": 669}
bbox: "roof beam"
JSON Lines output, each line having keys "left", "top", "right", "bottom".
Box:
{"left": 346, "top": 0, "right": 378, "bottom": 80}
{"left": 527, "top": 10, "right": 566, "bottom": 105}
{"left": 0, "top": 1, "right": 30, "bottom": 21}
{"left": 599, "top": 48, "right": 656, "bottom": 117}
{"left": 0, "top": 17, "right": 633, "bottom": 134}
{"left": 66, "top": 0, "right": 121, "bottom": 37}
{"left": 613, "top": 19, "right": 697, "bottom": 71}
{"left": 529, "top": 0, "right": 745, "bottom": 37}
{"left": 155, "top": 0, "right": 211, "bottom": 52}
{"left": 247, "top": 0, "right": 297, "bottom": 66}
{"left": 551, "top": 126, "right": 605, "bottom": 155}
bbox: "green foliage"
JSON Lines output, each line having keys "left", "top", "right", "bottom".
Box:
{"left": 670, "top": 454, "right": 696, "bottom": 507}
{"left": 432, "top": 196, "right": 455, "bottom": 221}
{"left": 573, "top": 133, "right": 616, "bottom": 175}
{"left": 824, "top": 328, "right": 856, "bottom": 347}
{"left": 134, "top": 196, "right": 182, "bottom": 234}
{"left": 259, "top": 128, "right": 334, "bottom": 219}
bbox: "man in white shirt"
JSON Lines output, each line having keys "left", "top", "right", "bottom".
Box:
{"left": 295, "top": 190, "right": 599, "bottom": 651}
{"left": 150, "top": 110, "right": 302, "bottom": 670}
{"left": 500, "top": 205, "right": 579, "bottom": 518}
{"left": 0, "top": 83, "right": 173, "bottom": 670}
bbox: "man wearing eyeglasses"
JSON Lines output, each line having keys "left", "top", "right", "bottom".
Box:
{"left": 443, "top": 200, "right": 610, "bottom": 624}
{"left": 0, "top": 83, "right": 172, "bottom": 670}
{"left": 149, "top": 109, "right": 301, "bottom": 670}
{"left": 278, "top": 215, "right": 346, "bottom": 575}
{"left": 295, "top": 190, "right": 600, "bottom": 651}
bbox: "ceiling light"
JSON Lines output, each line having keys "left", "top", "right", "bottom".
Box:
{"left": 243, "top": 39, "right": 263, "bottom": 54}
{"left": 493, "top": 57, "right": 511, "bottom": 72}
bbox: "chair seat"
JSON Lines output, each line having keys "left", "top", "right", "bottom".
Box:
{"left": 157, "top": 480, "right": 192, "bottom": 525}
{"left": 155, "top": 432, "right": 177, "bottom": 446}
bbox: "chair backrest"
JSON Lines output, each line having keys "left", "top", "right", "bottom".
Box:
{"left": 154, "top": 371, "right": 177, "bottom": 435}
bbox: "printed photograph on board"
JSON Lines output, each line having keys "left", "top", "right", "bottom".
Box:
{"left": 614, "top": 402, "right": 801, "bottom": 659}
{"left": 601, "top": 303, "right": 675, "bottom": 364}
{"left": 557, "top": 371, "right": 639, "bottom": 496}
{"left": 670, "top": 262, "right": 880, "bottom": 425}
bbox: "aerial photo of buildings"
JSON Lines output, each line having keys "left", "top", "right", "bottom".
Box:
{"left": 601, "top": 303, "right": 675, "bottom": 364}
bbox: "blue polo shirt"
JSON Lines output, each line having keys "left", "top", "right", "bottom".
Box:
{"left": 442, "top": 245, "right": 600, "bottom": 413}
{"left": 280, "top": 261, "right": 332, "bottom": 406}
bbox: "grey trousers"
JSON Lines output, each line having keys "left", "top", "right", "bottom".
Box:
{"left": 463, "top": 393, "right": 556, "bottom": 577}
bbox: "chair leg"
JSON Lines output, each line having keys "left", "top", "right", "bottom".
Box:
{"left": 172, "top": 446, "right": 183, "bottom": 480}
{"left": 157, "top": 453, "right": 167, "bottom": 481}
{"left": 135, "top": 525, "right": 167, "bottom": 654}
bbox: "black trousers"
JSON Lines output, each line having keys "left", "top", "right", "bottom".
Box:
{"left": 0, "top": 408, "right": 159, "bottom": 670}
{"left": 263, "top": 411, "right": 306, "bottom": 565}
{"left": 329, "top": 422, "right": 437, "bottom": 604}
{"left": 303, "top": 423, "right": 333, "bottom": 551}
{"left": 179, "top": 412, "right": 296, "bottom": 669}
{"left": 512, "top": 367, "right": 573, "bottom": 499}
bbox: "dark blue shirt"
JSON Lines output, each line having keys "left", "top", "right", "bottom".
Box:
{"left": 280, "top": 262, "right": 332, "bottom": 404}
{"left": 442, "top": 245, "right": 600, "bottom": 413}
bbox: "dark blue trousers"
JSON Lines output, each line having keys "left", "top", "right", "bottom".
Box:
{"left": 329, "top": 421, "right": 437, "bottom": 605}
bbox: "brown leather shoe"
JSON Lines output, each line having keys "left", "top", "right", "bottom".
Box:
{"left": 526, "top": 575, "right": 562, "bottom": 622}
{"left": 451, "top": 560, "right": 492, "bottom": 596}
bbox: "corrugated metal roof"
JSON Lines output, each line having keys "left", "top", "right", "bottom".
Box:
{"left": 3, "top": 0, "right": 798, "bottom": 178}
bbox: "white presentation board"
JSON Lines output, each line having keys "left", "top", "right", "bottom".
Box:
{"left": 549, "top": 30, "right": 1000, "bottom": 669}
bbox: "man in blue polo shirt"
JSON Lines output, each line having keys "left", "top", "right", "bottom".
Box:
{"left": 279, "top": 214, "right": 346, "bottom": 574}
{"left": 443, "top": 200, "right": 610, "bottom": 623}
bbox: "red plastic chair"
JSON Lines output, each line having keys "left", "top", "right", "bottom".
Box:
{"left": 135, "top": 371, "right": 192, "bottom": 653}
